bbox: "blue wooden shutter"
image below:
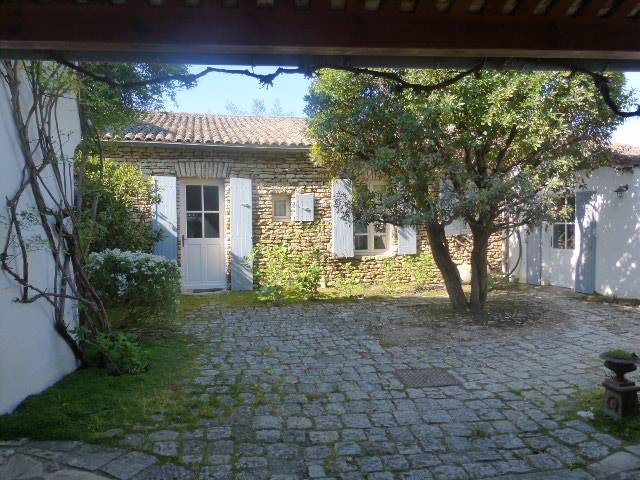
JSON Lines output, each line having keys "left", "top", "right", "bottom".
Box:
{"left": 152, "top": 176, "right": 178, "bottom": 261}
{"left": 231, "top": 177, "right": 253, "bottom": 290}
{"left": 398, "top": 225, "right": 417, "bottom": 255}
{"left": 295, "top": 193, "right": 314, "bottom": 222}
{"left": 331, "top": 179, "right": 354, "bottom": 258}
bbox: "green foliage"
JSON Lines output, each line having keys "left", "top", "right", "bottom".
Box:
{"left": 603, "top": 349, "right": 639, "bottom": 361}
{"left": 398, "top": 253, "right": 438, "bottom": 291}
{"left": 334, "top": 261, "right": 363, "bottom": 298}
{"left": 385, "top": 253, "right": 439, "bottom": 292}
{"left": 251, "top": 244, "right": 322, "bottom": 303}
{"left": 76, "top": 327, "right": 150, "bottom": 375}
{"left": 79, "top": 157, "right": 161, "bottom": 253}
{"left": 86, "top": 249, "right": 181, "bottom": 322}
{"left": 306, "top": 69, "right": 628, "bottom": 229}
{"left": 79, "top": 63, "right": 194, "bottom": 140}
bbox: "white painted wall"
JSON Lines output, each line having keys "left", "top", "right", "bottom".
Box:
{"left": 507, "top": 165, "right": 640, "bottom": 299}
{"left": 0, "top": 67, "right": 80, "bottom": 414}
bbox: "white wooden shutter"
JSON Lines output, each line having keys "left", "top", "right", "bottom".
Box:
{"left": 295, "top": 193, "right": 314, "bottom": 222}
{"left": 397, "top": 225, "right": 417, "bottom": 255}
{"left": 152, "top": 176, "right": 178, "bottom": 261}
{"left": 331, "top": 179, "right": 354, "bottom": 258}
{"left": 230, "top": 177, "right": 253, "bottom": 291}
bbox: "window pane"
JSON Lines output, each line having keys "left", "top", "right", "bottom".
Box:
{"left": 354, "top": 235, "right": 368, "bottom": 250}
{"left": 566, "top": 224, "right": 575, "bottom": 249}
{"left": 203, "top": 186, "right": 219, "bottom": 211}
{"left": 273, "top": 198, "right": 288, "bottom": 218}
{"left": 186, "top": 185, "right": 201, "bottom": 211}
{"left": 204, "top": 213, "right": 220, "bottom": 238}
{"left": 373, "top": 234, "right": 387, "bottom": 250}
{"left": 354, "top": 222, "right": 368, "bottom": 234}
{"left": 187, "top": 212, "right": 202, "bottom": 238}
{"left": 552, "top": 223, "right": 566, "bottom": 249}
{"left": 373, "top": 223, "right": 386, "bottom": 233}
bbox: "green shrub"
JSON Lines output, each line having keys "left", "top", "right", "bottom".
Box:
{"left": 335, "top": 261, "right": 363, "bottom": 298}
{"left": 402, "top": 253, "right": 438, "bottom": 291}
{"left": 94, "top": 332, "right": 150, "bottom": 375}
{"left": 86, "top": 249, "right": 181, "bottom": 322}
{"left": 79, "top": 157, "right": 161, "bottom": 254}
{"left": 251, "top": 245, "right": 321, "bottom": 303}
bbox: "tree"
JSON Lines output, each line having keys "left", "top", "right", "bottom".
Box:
{"left": 305, "top": 69, "right": 628, "bottom": 312}
{"left": 79, "top": 157, "right": 161, "bottom": 255}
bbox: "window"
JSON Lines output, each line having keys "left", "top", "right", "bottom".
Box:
{"left": 354, "top": 222, "right": 390, "bottom": 253}
{"left": 272, "top": 194, "right": 291, "bottom": 221}
{"left": 353, "top": 182, "right": 390, "bottom": 254}
{"left": 186, "top": 184, "right": 220, "bottom": 239}
{"left": 552, "top": 196, "right": 575, "bottom": 249}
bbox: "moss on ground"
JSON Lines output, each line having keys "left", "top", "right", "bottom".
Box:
{"left": 566, "top": 388, "right": 640, "bottom": 444}
{"left": 0, "top": 294, "right": 210, "bottom": 444}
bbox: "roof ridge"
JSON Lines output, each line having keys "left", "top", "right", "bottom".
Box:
{"left": 146, "top": 110, "right": 307, "bottom": 121}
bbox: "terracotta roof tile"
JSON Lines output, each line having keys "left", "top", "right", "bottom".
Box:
{"left": 104, "top": 111, "right": 310, "bottom": 148}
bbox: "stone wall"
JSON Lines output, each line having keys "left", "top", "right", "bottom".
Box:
{"left": 106, "top": 143, "right": 504, "bottom": 289}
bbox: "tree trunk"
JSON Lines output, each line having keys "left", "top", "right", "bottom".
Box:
{"left": 424, "top": 222, "right": 468, "bottom": 312}
{"left": 469, "top": 225, "right": 490, "bottom": 313}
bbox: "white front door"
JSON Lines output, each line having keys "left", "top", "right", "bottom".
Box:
{"left": 180, "top": 180, "right": 226, "bottom": 289}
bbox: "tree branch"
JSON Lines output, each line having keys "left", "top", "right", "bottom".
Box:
{"left": 567, "top": 65, "right": 640, "bottom": 118}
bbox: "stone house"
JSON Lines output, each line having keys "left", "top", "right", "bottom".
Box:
{"left": 104, "top": 112, "right": 503, "bottom": 292}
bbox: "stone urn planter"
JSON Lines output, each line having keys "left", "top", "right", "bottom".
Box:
{"left": 600, "top": 350, "right": 640, "bottom": 419}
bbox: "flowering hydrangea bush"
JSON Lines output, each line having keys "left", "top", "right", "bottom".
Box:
{"left": 86, "top": 249, "right": 181, "bottom": 321}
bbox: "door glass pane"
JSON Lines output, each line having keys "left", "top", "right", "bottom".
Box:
{"left": 187, "top": 212, "right": 202, "bottom": 238}
{"left": 354, "top": 235, "right": 368, "bottom": 250}
{"left": 373, "top": 235, "right": 387, "bottom": 250}
{"left": 186, "top": 185, "right": 202, "bottom": 211}
{"left": 203, "top": 186, "right": 219, "bottom": 211}
{"left": 204, "top": 213, "right": 220, "bottom": 238}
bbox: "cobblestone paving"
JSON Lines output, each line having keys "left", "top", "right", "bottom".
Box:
{"left": 3, "top": 287, "right": 640, "bottom": 479}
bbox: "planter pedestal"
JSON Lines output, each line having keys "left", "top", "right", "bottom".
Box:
{"left": 602, "top": 377, "right": 640, "bottom": 419}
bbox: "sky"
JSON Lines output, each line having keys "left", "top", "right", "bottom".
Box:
{"left": 166, "top": 67, "right": 640, "bottom": 147}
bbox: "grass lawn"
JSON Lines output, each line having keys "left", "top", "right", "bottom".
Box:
{"left": 0, "top": 294, "right": 213, "bottom": 444}
{"left": 566, "top": 388, "right": 640, "bottom": 444}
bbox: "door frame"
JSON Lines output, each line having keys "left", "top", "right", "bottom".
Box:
{"left": 178, "top": 177, "right": 226, "bottom": 290}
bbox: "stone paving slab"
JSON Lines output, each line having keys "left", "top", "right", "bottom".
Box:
{"left": 3, "top": 288, "right": 640, "bottom": 479}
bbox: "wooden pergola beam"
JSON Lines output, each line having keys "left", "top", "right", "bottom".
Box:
{"left": 1, "top": 1, "right": 639, "bottom": 68}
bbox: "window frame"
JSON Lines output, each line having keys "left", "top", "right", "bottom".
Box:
{"left": 551, "top": 196, "right": 576, "bottom": 250}
{"left": 272, "top": 194, "right": 292, "bottom": 221}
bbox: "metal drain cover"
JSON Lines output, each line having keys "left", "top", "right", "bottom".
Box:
{"left": 395, "top": 368, "right": 461, "bottom": 388}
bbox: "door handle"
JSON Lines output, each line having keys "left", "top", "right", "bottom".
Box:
{"left": 181, "top": 235, "right": 185, "bottom": 247}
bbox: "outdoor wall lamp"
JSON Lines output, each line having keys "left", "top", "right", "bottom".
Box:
{"left": 614, "top": 184, "right": 629, "bottom": 199}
